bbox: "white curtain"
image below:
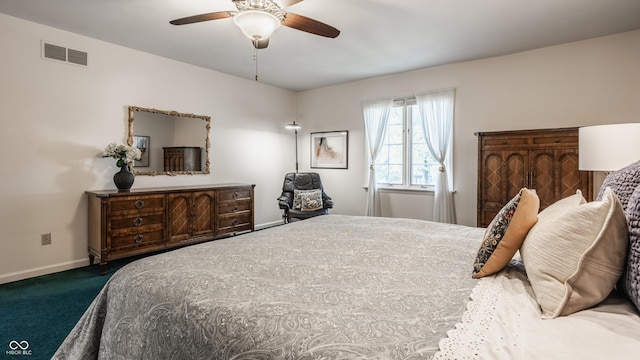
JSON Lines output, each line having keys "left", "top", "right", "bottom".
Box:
{"left": 362, "top": 97, "right": 394, "bottom": 217}
{"left": 415, "top": 88, "right": 456, "bottom": 224}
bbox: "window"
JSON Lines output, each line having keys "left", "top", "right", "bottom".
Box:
{"left": 374, "top": 98, "right": 444, "bottom": 188}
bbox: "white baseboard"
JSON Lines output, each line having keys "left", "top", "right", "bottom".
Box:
{"left": 255, "top": 219, "right": 284, "bottom": 230}
{"left": 0, "top": 258, "right": 90, "bottom": 285}
{"left": 0, "top": 221, "right": 284, "bottom": 285}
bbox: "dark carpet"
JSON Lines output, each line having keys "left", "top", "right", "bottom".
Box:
{"left": 0, "top": 258, "right": 135, "bottom": 360}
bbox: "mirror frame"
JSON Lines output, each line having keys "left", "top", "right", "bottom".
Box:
{"left": 127, "top": 105, "right": 211, "bottom": 176}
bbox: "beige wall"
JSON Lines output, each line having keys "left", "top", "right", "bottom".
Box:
{"left": 0, "top": 14, "right": 297, "bottom": 283}
{"left": 2, "top": 11, "right": 639, "bottom": 283}
{"left": 296, "top": 30, "right": 640, "bottom": 226}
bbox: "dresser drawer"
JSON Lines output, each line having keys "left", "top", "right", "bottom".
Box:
{"left": 217, "top": 213, "right": 252, "bottom": 235}
{"left": 109, "top": 229, "right": 165, "bottom": 251}
{"left": 531, "top": 135, "right": 577, "bottom": 146}
{"left": 109, "top": 213, "right": 165, "bottom": 232}
{"left": 217, "top": 188, "right": 252, "bottom": 202}
{"left": 108, "top": 195, "right": 165, "bottom": 214}
{"left": 217, "top": 201, "right": 251, "bottom": 215}
{"left": 481, "top": 136, "right": 529, "bottom": 148}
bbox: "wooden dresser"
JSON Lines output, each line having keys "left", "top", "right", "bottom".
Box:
{"left": 86, "top": 184, "right": 254, "bottom": 274}
{"left": 476, "top": 128, "right": 593, "bottom": 227}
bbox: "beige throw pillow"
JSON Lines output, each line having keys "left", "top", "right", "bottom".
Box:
{"left": 520, "top": 187, "right": 628, "bottom": 318}
{"left": 472, "top": 188, "right": 539, "bottom": 278}
{"left": 535, "top": 189, "right": 587, "bottom": 218}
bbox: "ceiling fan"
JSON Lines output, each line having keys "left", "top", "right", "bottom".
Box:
{"left": 169, "top": 0, "right": 340, "bottom": 49}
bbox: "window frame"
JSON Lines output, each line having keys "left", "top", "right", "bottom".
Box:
{"left": 371, "top": 97, "right": 451, "bottom": 192}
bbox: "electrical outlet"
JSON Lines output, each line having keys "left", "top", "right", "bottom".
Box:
{"left": 41, "top": 233, "right": 52, "bottom": 245}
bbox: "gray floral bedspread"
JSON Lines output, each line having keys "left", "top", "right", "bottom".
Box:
{"left": 54, "top": 215, "right": 484, "bottom": 359}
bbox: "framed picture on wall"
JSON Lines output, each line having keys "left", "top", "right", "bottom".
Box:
{"left": 133, "top": 135, "right": 150, "bottom": 167}
{"left": 310, "top": 131, "right": 348, "bottom": 169}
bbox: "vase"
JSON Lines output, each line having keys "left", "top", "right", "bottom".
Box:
{"left": 113, "top": 165, "right": 135, "bottom": 191}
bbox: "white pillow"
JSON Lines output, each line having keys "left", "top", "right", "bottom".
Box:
{"left": 520, "top": 187, "right": 628, "bottom": 318}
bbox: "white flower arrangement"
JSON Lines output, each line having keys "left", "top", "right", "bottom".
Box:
{"left": 104, "top": 142, "right": 142, "bottom": 167}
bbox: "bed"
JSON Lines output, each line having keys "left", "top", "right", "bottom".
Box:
{"left": 54, "top": 215, "right": 484, "bottom": 359}
{"left": 55, "top": 164, "right": 640, "bottom": 359}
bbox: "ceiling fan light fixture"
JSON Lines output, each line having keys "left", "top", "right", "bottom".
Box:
{"left": 233, "top": 10, "right": 281, "bottom": 41}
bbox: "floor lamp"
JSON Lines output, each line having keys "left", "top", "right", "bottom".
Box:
{"left": 285, "top": 121, "right": 302, "bottom": 173}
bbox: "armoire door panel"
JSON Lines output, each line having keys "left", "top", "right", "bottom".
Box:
{"left": 506, "top": 152, "right": 527, "bottom": 200}
{"left": 483, "top": 153, "right": 503, "bottom": 204}
{"left": 530, "top": 151, "right": 555, "bottom": 208}
{"left": 558, "top": 151, "right": 582, "bottom": 199}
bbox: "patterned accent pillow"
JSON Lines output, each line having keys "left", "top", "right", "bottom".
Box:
{"left": 300, "top": 189, "right": 323, "bottom": 211}
{"left": 520, "top": 187, "right": 628, "bottom": 318}
{"left": 293, "top": 190, "right": 303, "bottom": 210}
{"left": 472, "top": 188, "right": 539, "bottom": 279}
{"left": 623, "top": 184, "right": 640, "bottom": 312}
{"left": 597, "top": 160, "right": 640, "bottom": 211}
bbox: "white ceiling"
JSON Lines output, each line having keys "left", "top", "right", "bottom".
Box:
{"left": 1, "top": 0, "right": 640, "bottom": 92}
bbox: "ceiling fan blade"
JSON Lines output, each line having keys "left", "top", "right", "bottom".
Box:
{"left": 274, "top": 0, "right": 304, "bottom": 8}
{"left": 282, "top": 12, "right": 340, "bottom": 38}
{"left": 170, "top": 11, "right": 232, "bottom": 25}
{"left": 252, "top": 38, "right": 270, "bottom": 49}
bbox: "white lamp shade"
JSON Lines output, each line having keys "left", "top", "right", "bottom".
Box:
{"left": 579, "top": 123, "right": 640, "bottom": 171}
{"left": 233, "top": 10, "right": 281, "bottom": 41}
{"left": 285, "top": 121, "right": 301, "bottom": 130}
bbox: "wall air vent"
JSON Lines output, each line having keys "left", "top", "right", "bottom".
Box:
{"left": 42, "top": 41, "right": 88, "bottom": 67}
{"left": 67, "top": 48, "right": 88, "bottom": 66}
{"left": 43, "top": 43, "right": 66, "bottom": 61}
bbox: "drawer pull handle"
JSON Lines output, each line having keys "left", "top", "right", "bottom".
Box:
{"left": 134, "top": 234, "right": 143, "bottom": 244}
{"left": 232, "top": 219, "right": 238, "bottom": 226}
{"left": 134, "top": 200, "right": 145, "bottom": 209}
{"left": 133, "top": 217, "right": 143, "bottom": 227}
{"left": 233, "top": 205, "right": 238, "bottom": 212}
{"left": 555, "top": 138, "right": 560, "bottom": 143}
{"left": 233, "top": 192, "right": 238, "bottom": 199}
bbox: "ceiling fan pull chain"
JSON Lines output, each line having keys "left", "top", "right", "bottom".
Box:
{"left": 254, "top": 48, "right": 259, "bottom": 81}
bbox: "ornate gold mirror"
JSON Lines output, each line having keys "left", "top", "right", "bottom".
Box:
{"left": 127, "top": 106, "right": 211, "bottom": 176}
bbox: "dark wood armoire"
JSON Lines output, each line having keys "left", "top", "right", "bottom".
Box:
{"left": 163, "top": 146, "right": 202, "bottom": 172}
{"left": 476, "top": 127, "right": 593, "bottom": 227}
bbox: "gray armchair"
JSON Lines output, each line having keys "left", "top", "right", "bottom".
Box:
{"left": 277, "top": 172, "right": 333, "bottom": 223}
